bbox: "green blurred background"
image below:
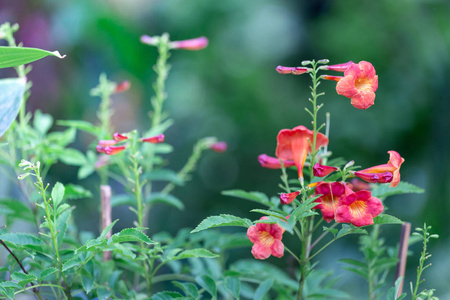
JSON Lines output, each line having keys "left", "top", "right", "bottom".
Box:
{"left": 1, "top": 0, "right": 449, "bottom": 298}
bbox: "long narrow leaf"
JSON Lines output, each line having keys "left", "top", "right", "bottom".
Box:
{"left": 0, "top": 46, "right": 65, "bottom": 69}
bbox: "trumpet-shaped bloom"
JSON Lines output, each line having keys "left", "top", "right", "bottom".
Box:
{"left": 247, "top": 217, "right": 285, "bottom": 260}
{"left": 141, "top": 134, "right": 165, "bottom": 143}
{"left": 276, "top": 65, "right": 310, "bottom": 75}
{"left": 313, "top": 163, "right": 338, "bottom": 177}
{"left": 322, "top": 61, "right": 378, "bottom": 109}
{"left": 276, "top": 126, "right": 328, "bottom": 180}
{"left": 258, "top": 154, "right": 295, "bottom": 169}
{"left": 280, "top": 190, "right": 300, "bottom": 205}
{"left": 97, "top": 145, "right": 126, "bottom": 155}
{"left": 355, "top": 151, "right": 404, "bottom": 187}
{"left": 170, "top": 37, "right": 209, "bottom": 50}
{"left": 113, "top": 133, "right": 128, "bottom": 142}
{"left": 314, "top": 182, "right": 350, "bottom": 222}
{"left": 335, "top": 191, "right": 383, "bottom": 227}
{"left": 322, "top": 61, "right": 354, "bottom": 72}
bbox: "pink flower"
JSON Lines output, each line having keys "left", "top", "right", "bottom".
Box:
{"left": 335, "top": 190, "right": 383, "bottom": 227}
{"left": 276, "top": 126, "right": 328, "bottom": 180}
{"left": 97, "top": 140, "right": 118, "bottom": 147}
{"left": 170, "top": 37, "right": 209, "bottom": 50}
{"left": 113, "top": 133, "right": 128, "bottom": 142}
{"left": 321, "top": 61, "right": 354, "bottom": 72}
{"left": 313, "top": 163, "right": 338, "bottom": 177}
{"left": 355, "top": 151, "right": 404, "bottom": 187}
{"left": 322, "top": 61, "right": 378, "bottom": 109}
{"left": 314, "top": 182, "right": 351, "bottom": 222}
{"left": 258, "top": 154, "right": 295, "bottom": 169}
{"left": 141, "top": 134, "right": 165, "bottom": 143}
{"left": 280, "top": 190, "right": 300, "bottom": 205}
{"left": 247, "top": 217, "right": 285, "bottom": 260}
{"left": 209, "top": 141, "right": 227, "bottom": 153}
{"left": 276, "top": 65, "right": 310, "bottom": 75}
{"left": 103, "top": 146, "right": 126, "bottom": 155}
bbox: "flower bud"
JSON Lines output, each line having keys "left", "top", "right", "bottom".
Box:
{"left": 209, "top": 141, "right": 227, "bottom": 153}
{"left": 170, "top": 37, "right": 208, "bottom": 50}
{"left": 141, "top": 134, "right": 165, "bottom": 143}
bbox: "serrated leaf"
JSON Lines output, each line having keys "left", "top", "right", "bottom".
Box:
{"left": 196, "top": 274, "right": 216, "bottom": 298}
{"left": 51, "top": 182, "right": 65, "bottom": 208}
{"left": 336, "top": 225, "right": 367, "bottom": 238}
{"left": 172, "top": 281, "right": 199, "bottom": 298}
{"left": 2, "top": 287, "right": 15, "bottom": 299}
{"left": 191, "top": 214, "right": 253, "bottom": 233}
{"left": 150, "top": 291, "right": 184, "bottom": 299}
{"left": 225, "top": 276, "right": 240, "bottom": 299}
{"left": 255, "top": 216, "right": 293, "bottom": 234}
{"left": 0, "top": 232, "right": 43, "bottom": 246}
{"left": 250, "top": 209, "right": 286, "bottom": 219}
{"left": 0, "top": 78, "right": 26, "bottom": 137}
{"left": 147, "top": 193, "right": 184, "bottom": 210}
{"left": 254, "top": 278, "right": 273, "bottom": 300}
{"left": 99, "top": 219, "right": 118, "bottom": 239}
{"left": 373, "top": 214, "right": 403, "bottom": 225}
{"left": 11, "top": 272, "right": 37, "bottom": 287}
{"left": 175, "top": 248, "right": 219, "bottom": 260}
{"left": 0, "top": 281, "right": 22, "bottom": 289}
{"left": 0, "top": 46, "right": 65, "bottom": 69}
{"left": 371, "top": 181, "right": 424, "bottom": 198}
{"left": 107, "top": 243, "right": 136, "bottom": 259}
{"left": 142, "top": 169, "right": 183, "bottom": 185}
{"left": 323, "top": 226, "right": 338, "bottom": 238}
{"left": 81, "top": 269, "right": 94, "bottom": 294}
{"left": 111, "top": 228, "right": 154, "bottom": 245}
{"left": 39, "top": 267, "right": 58, "bottom": 280}
{"left": 222, "top": 190, "right": 271, "bottom": 206}
{"left": 62, "top": 257, "right": 80, "bottom": 272}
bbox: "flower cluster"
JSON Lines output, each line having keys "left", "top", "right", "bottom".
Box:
{"left": 246, "top": 60, "right": 405, "bottom": 260}
{"left": 96, "top": 132, "right": 165, "bottom": 156}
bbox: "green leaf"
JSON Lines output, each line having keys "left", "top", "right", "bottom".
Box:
{"left": 175, "top": 248, "right": 219, "bottom": 260}
{"left": 255, "top": 216, "right": 293, "bottom": 234}
{"left": 0, "top": 46, "right": 65, "bottom": 69}
{"left": 342, "top": 266, "right": 368, "bottom": 280}
{"left": 147, "top": 193, "right": 184, "bottom": 210}
{"left": 371, "top": 181, "right": 425, "bottom": 198}
{"left": 373, "top": 214, "right": 403, "bottom": 225}
{"left": 51, "top": 182, "right": 65, "bottom": 208}
{"left": 150, "top": 291, "right": 184, "bottom": 299}
{"left": 63, "top": 184, "right": 92, "bottom": 200}
{"left": 111, "top": 194, "right": 135, "bottom": 207}
{"left": 99, "top": 219, "right": 119, "bottom": 239}
{"left": 0, "top": 281, "right": 22, "bottom": 289}
{"left": 0, "top": 199, "right": 34, "bottom": 225}
{"left": 57, "top": 148, "right": 86, "bottom": 166}
{"left": 0, "top": 78, "right": 26, "bottom": 137}
{"left": 39, "top": 267, "right": 58, "bottom": 281}
{"left": 250, "top": 209, "right": 286, "bottom": 219}
{"left": 191, "top": 214, "right": 253, "bottom": 233}
{"left": 56, "top": 120, "right": 100, "bottom": 136}
{"left": 222, "top": 190, "right": 271, "bottom": 206}
{"left": 110, "top": 228, "right": 154, "bottom": 245}
{"left": 62, "top": 257, "right": 81, "bottom": 272}
{"left": 0, "top": 232, "right": 43, "bottom": 246}
{"left": 225, "top": 276, "right": 240, "bottom": 299}
{"left": 339, "top": 258, "right": 367, "bottom": 269}
{"left": 33, "top": 110, "right": 53, "bottom": 135}
{"left": 196, "top": 274, "right": 217, "bottom": 298}
{"left": 97, "top": 287, "right": 111, "bottom": 300}
{"left": 172, "top": 281, "right": 199, "bottom": 298}
{"left": 323, "top": 226, "right": 338, "bottom": 238}
{"left": 11, "top": 272, "right": 37, "bottom": 287}
{"left": 336, "top": 224, "right": 367, "bottom": 238}
{"left": 81, "top": 269, "right": 94, "bottom": 294}
{"left": 142, "top": 169, "right": 183, "bottom": 185}
{"left": 254, "top": 278, "right": 273, "bottom": 300}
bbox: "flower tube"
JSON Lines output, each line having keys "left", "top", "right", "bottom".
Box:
{"left": 355, "top": 151, "right": 404, "bottom": 187}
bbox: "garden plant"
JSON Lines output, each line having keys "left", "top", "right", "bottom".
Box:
{"left": 0, "top": 21, "right": 439, "bottom": 299}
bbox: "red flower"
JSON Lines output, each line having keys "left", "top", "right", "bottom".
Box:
{"left": 247, "top": 217, "right": 285, "bottom": 260}
{"left": 141, "top": 134, "right": 165, "bottom": 143}
{"left": 113, "top": 133, "right": 128, "bottom": 142}
{"left": 314, "top": 182, "right": 351, "bottom": 222}
{"left": 280, "top": 190, "right": 300, "bottom": 205}
{"left": 114, "top": 81, "right": 131, "bottom": 93}
{"left": 355, "top": 151, "right": 404, "bottom": 187}
{"left": 276, "top": 65, "right": 310, "bottom": 75}
{"left": 209, "top": 141, "right": 227, "bottom": 153}
{"left": 276, "top": 125, "right": 328, "bottom": 181}
{"left": 170, "top": 37, "right": 209, "bottom": 50}
{"left": 103, "top": 145, "right": 126, "bottom": 155}
{"left": 258, "top": 154, "right": 295, "bottom": 169}
{"left": 335, "top": 190, "right": 383, "bottom": 227}
{"left": 313, "top": 163, "right": 338, "bottom": 177}
{"left": 97, "top": 140, "right": 118, "bottom": 147}
{"left": 322, "top": 61, "right": 378, "bottom": 109}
